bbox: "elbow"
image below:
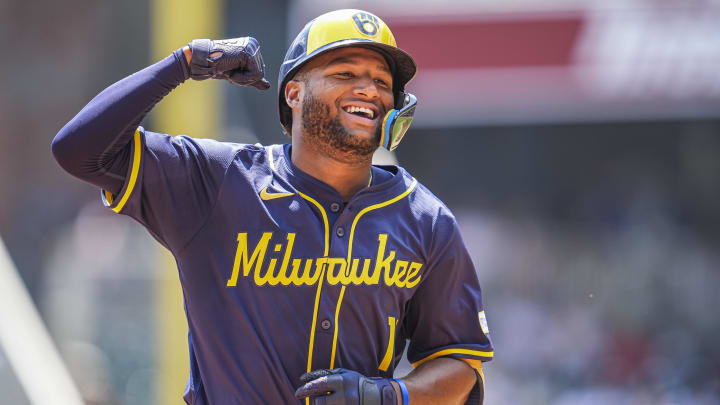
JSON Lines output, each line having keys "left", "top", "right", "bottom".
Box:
{"left": 51, "top": 124, "right": 85, "bottom": 177}
{"left": 51, "top": 126, "right": 73, "bottom": 172}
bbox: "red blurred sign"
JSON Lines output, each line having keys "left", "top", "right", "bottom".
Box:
{"left": 393, "top": 16, "right": 583, "bottom": 69}
{"left": 385, "top": 9, "right": 720, "bottom": 126}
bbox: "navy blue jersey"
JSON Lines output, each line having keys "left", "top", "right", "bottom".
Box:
{"left": 101, "top": 127, "right": 493, "bottom": 404}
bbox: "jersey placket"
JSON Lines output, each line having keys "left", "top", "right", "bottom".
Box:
{"left": 305, "top": 196, "right": 351, "bottom": 371}
{"left": 271, "top": 145, "right": 404, "bottom": 375}
{"left": 305, "top": 176, "right": 419, "bottom": 372}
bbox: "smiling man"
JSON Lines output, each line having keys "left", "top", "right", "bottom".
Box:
{"left": 284, "top": 47, "right": 395, "bottom": 201}
{"left": 52, "top": 9, "right": 493, "bottom": 405}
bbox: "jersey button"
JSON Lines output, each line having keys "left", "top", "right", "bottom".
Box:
{"left": 321, "top": 319, "right": 332, "bottom": 330}
{"left": 330, "top": 202, "right": 341, "bottom": 213}
{"left": 336, "top": 227, "right": 345, "bottom": 237}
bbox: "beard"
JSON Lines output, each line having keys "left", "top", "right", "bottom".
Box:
{"left": 300, "top": 89, "right": 380, "bottom": 164}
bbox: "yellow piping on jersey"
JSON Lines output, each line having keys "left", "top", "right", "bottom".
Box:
{"left": 329, "top": 178, "right": 418, "bottom": 369}
{"left": 329, "top": 285, "right": 346, "bottom": 366}
{"left": 267, "top": 145, "right": 331, "bottom": 386}
{"left": 411, "top": 348, "right": 494, "bottom": 369}
{"left": 458, "top": 358, "right": 485, "bottom": 387}
{"left": 111, "top": 129, "right": 142, "bottom": 213}
{"left": 377, "top": 316, "right": 397, "bottom": 372}
{"left": 295, "top": 193, "right": 329, "bottom": 378}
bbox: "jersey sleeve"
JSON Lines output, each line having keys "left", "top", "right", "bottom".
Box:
{"left": 52, "top": 50, "right": 190, "bottom": 196}
{"left": 402, "top": 210, "right": 494, "bottom": 400}
{"left": 101, "top": 126, "right": 238, "bottom": 252}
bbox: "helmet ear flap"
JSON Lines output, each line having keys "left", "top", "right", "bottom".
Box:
{"left": 279, "top": 101, "right": 293, "bottom": 136}
{"left": 380, "top": 92, "right": 417, "bottom": 151}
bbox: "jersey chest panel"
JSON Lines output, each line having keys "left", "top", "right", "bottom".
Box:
{"left": 178, "top": 160, "right": 428, "bottom": 379}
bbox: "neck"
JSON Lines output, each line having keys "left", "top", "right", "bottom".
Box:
{"left": 291, "top": 135, "right": 373, "bottom": 202}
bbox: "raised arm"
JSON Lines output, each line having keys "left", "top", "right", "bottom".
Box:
{"left": 51, "top": 49, "right": 190, "bottom": 194}
{"left": 52, "top": 38, "right": 269, "bottom": 195}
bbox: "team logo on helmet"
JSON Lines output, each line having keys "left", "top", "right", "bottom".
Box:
{"left": 352, "top": 12, "right": 380, "bottom": 36}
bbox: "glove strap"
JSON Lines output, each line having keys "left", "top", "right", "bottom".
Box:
{"left": 188, "top": 39, "right": 214, "bottom": 78}
{"left": 390, "top": 379, "right": 409, "bottom": 405}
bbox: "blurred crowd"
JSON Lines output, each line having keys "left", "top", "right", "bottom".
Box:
{"left": 462, "top": 210, "right": 720, "bottom": 404}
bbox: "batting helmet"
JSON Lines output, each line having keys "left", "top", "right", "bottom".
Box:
{"left": 278, "top": 9, "right": 418, "bottom": 151}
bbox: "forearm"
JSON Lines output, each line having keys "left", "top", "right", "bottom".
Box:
{"left": 52, "top": 49, "right": 190, "bottom": 193}
{"left": 392, "top": 357, "right": 478, "bottom": 405}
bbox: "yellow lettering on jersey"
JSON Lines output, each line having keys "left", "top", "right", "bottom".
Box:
{"left": 348, "top": 258, "right": 374, "bottom": 285}
{"left": 288, "top": 258, "right": 313, "bottom": 286}
{"left": 310, "top": 258, "right": 328, "bottom": 285}
{"left": 378, "top": 316, "right": 398, "bottom": 372}
{"left": 376, "top": 234, "right": 396, "bottom": 286}
{"left": 391, "top": 260, "right": 409, "bottom": 288}
{"left": 257, "top": 256, "right": 276, "bottom": 286}
{"left": 404, "top": 262, "right": 423, "bottom": 288}
{"left": 227, "top": 232, "right": 424, "bottom": 288}
{"left": 227, "top": 232, "right": 272, "bottom": 286}
{"left": 325, "top": 258, "right": 348, "bottom": 285}
{"left": 277, "top": 233, "right": 296, "bottom": 286}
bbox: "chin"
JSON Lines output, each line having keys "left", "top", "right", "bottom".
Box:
{"left": 346, "top": 127, "right": 378, "bottom": 142}
{"left": 340, "top": 119, "right": 380, "bottom": 139}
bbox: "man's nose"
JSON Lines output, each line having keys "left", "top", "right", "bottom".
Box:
{"left": 352, "top": 76, "right": 379, "bottom": 99}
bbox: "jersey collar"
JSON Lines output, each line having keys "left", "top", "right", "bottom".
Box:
{"left": 270, "top": 144, "right": 412, "bottom": 206}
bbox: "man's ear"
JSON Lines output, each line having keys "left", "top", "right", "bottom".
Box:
{"left": 285, "top": 80, "right": 303, "bottom": 109}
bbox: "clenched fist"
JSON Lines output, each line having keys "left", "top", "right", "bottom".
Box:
{"left": 295, "top": 369, "right": 399, "bottom": 405}
{"left": 187, "top": 37, "right": 271, "bottom": 90}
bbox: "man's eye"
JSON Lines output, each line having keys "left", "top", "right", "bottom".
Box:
{"left": 336, "top": 72, "right": 354, "bottom": 78}
{"left": 375, "top": 79, "right": 389, "bottom": 87}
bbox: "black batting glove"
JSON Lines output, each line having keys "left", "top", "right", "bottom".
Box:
{"left": 295, "top": 368, "right": 398, "bottom": 405}
{"left": 187, "top": 37, "right": 271, "bottom": 90}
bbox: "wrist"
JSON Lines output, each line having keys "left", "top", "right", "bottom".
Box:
{"left": 390, "top": 378, "right": 409, "bottom": 405}
{"left": 172, "top": 48, "right": 191, "bottom": 81}
{"left": 182, "top": 46, "right": 192, "bottom": 66}
{"left": 390, "top": 380, "right": 401, "bottom": 405}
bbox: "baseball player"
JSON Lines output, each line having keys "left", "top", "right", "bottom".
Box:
{"left": 53, "top": 9, "right": 493, "bottom": 405}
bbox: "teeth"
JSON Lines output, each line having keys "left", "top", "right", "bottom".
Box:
{"left": 344, "top": 106, "right": 374, "bottom": 119}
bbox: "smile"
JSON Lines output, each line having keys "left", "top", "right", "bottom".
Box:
{"left": 343, "top": 105, "right": 375, "bottom": 119}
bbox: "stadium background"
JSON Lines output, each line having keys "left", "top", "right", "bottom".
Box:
{"left": 1, "top": 0, "right": 719, "bottom": 404}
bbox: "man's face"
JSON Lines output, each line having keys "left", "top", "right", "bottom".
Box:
{"left": 293, "top": 47, "right": 395, "bottom": 163}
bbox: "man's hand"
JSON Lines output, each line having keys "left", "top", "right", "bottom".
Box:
{"left": 295, "top": 368, "right": 398, "bottom": 405}
{"left": 187, "top": 37, "right": 271, "bottom": 90}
